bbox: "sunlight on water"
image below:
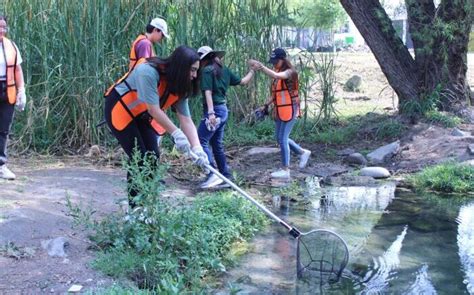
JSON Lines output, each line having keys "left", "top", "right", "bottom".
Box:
{"left": 457, "top": 203, "right": 474, "bottom": 294}
{"left": 218, "top": 181, "right": 474, "bottom": 294}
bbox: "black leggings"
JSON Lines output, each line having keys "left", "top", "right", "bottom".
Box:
{"left": 104, "top": 90, "right": 159, "bottom": 207}
{"left": 0, "top": 101, "right": 15, "bottom": 166}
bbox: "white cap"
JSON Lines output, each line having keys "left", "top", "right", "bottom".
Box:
{"left": 197, "top": 46, "right": 225, "bottom": 60}
{"left": 149, "top": 17, "right": 170, "bottom": 38}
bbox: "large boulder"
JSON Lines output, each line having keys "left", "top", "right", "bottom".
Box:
{"left": 343, "top": 75, "right": 362, "bottom": 92}
{"left": 360, "top": 167, "right": 391, "bottom": 179}
{"left": 367, "top": 140, "right": 400, "bottom": 164}
{"left": 344, "top": 153, "right": 367, "bottom": 166}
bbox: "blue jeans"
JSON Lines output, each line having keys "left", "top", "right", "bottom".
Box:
{"left": 275, "top": 108, "right": 304, "bottom": 167}
{"left": 198, "top": 104, "right": 231, "bottom": 178}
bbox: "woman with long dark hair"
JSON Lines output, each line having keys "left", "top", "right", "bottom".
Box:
{"left": 104, "top": 45, "right": 209, "bottom": 206}
{"left": 0, "top": 15, "right": 27, "bottom": 180}
{"left": 196, "top": 46, "right": 255, "bottom": 189}
{"left": 250, "top": 48, "right": 311, "bottom": 179}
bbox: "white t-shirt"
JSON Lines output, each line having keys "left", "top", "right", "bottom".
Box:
{"left": 0, "top": 40, "right": 22, "bottom": 80}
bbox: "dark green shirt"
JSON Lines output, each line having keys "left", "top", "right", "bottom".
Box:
{"left": 200, "top": 65, "right": 241, "bottom": 106}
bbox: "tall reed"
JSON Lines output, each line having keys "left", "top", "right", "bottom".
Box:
{"left": 4, "top": 0, "right": 288, "bottom": 152}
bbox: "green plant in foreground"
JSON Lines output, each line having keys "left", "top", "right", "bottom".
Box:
{"left": 69, "top": 150, "right": 267, "bottom": 293}
{"left": 409, "top": 162, "right": 474, "bottom": 194}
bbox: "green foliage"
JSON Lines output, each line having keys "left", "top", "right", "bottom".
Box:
{"left": 374, "top": 119, "right": 406, "bottom": 140}
{"left": 469, "top": 31, "right": 474, "bottom": 52}
{"left": 69, "top": 150, "right": 267, "bottom": 293}
{"left": 425, "top": 110, "right": 463, "bottom": 128}
{"left": 4, "top": 0, "right": 288, "bottom": 152}
{"left": 225, "top": 118, "right": 275, "bottom": 146}
{"left": 312, "top": 53, "right": 339, "bottom": 125}
{"left": 409, "top": 162, "right": 474, "bottom": 194}
{"left": 289, "top": 0, "right": 347, "bottom": 30}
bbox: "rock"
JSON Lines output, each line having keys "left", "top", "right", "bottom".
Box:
{"left": 68, "top": 284, "right": 83, "bottom": 293}
{"left": 336, "top": 148, "right": 356, "bottom": 156}
{"left": 462, "top": 159, "right": 474, "bottom": 166}
{"left": 360, "top": 167, "right": 391, "bottom": 179}
{"left": 246, "top": 147, "right": 280, "bottom": 156}
{"left": 367, "top": 140, "right": 400, "bottom": 164}
{"left": 345, "top": 153, "right": 367, "bottom": 166}
{"left": 343, "top": 75, "right": 362, "bottom": 92}
{"left": 85, "top": 145, "right": 101, "bottom": 157}
{"left": 468, "top": 145, "right": 474, "bottom": 155}
{"left": 451, "top": 128, "right": 470, "bottom": 137}
{"left": 311, "top": 163, "right": 348, "bottom": 178}
{"left": 41, "top": 237, "right": 69, "bottom": 257}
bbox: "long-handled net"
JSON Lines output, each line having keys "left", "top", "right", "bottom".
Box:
{"left": 190, "top": 151, "right": 349, "bottom": 283}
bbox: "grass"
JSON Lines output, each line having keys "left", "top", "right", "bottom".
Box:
{"left": 5, "top": 0, "right": 288, "bottom": 152}
{"left": 409, "top": 162, "right": 474, "bottom": 194}
{"left": 425, "top": 110, "right": 463, "bottom": 128}
{"left": 69, "top": 151, "right": 268, "bottom": 293}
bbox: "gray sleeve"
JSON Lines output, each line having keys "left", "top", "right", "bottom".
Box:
{"left": 136, "top": 65, "right": 160, "bottom": 105}
{"left": 174, "top": 98, "right": 191, "bottom": 117}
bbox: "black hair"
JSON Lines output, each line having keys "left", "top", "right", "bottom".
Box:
{"left": 146, "top": 45, "right": 200, "bottom": 98}
{"left": 145, "top": 24, "right": 160, "bottom": 34}
{"left": 0, "top": 15, "right": 7, "bottom": 23}
{"left": 200, "top": 53, "right": 223, "bottom": 78}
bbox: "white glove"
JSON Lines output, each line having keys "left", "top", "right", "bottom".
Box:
{"left": 204, "top": 117, "right": 221, "bottom": 132}
{"left": 191, "top": 146, "right": 210, "bottom": 172}
{"left": 15, "top": 87, "right": 26, "bottom": 111}
{"left": 171, "top": 129, "right": 190, "bottom": 154}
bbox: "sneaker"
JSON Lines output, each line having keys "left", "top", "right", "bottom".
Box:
{"left": 0, "top": 165, "right": 16, "bottom": 180}
{"left": 271, "top": 169, "right": 290, "bottom": 179}
{"left": 215, "top": 182, "right": 231, "bottom": 189}
{"left": 299, "top": 149, "right": 311, "bottom": 169}
{"left": 200, "top": 173, "right": 223, "bottom": 189}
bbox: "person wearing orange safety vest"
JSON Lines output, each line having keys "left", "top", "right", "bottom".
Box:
{"left": 0, "top": 15, "right": 27, "bottom": 180}
{"left": 128, "top": 17, "right": 169, "bottom": 70}
{"left": 128, "top": 17, "right": 169, "bottom": 149}
{"left": 104, "top": 45, "right": 209, "bottom": 207}
{"left": 249, "top": 48, "right": 311, "bottom": 180}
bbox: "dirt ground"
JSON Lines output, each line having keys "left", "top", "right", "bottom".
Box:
{"left": 1, "top": 53, "right": 473, "bottom": 294}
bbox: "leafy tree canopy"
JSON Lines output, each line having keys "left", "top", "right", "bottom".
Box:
{"left": 287, "top": 0, "right": 347, "bottom": 30}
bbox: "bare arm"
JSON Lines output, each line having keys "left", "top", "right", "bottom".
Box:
{"left": 15, "top": 65, "right": 25, "bottom": 89}
{"left": 204, "top": 90, "right": 218, "bottom": 125}
{"left": 259, "top": 66, "right": 292, "bottom": 80}
{"left": 239, "top": 69, "right": 255, "bottom": 85}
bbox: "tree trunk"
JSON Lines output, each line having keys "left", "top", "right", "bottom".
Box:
{"left": 339, "top": 0, "right": 418, "bottom": 107}
{"left": 340, "top": 0, "right": 473, "bottom": 116}
{"left": 406, "top": 0, "right": 472, "bottom": 112}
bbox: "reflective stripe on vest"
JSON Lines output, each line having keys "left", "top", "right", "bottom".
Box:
{"left": 272, "top": 74, "right": 300, "bottom": 122}
{"left": 2, "top": 37, "right": 17, "bottom": 105}
{"left": 128, "top": 34, "right": 147, "bottom": 70}
{"left": 106, "top": 58, "right": 179, "bottom": 135}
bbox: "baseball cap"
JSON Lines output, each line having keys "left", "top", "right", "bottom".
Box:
{"left": 197, "top": 46, "right": 225, "bottom": 60}
{"left": 268, "top": 48, "right": 287, "bottom": 64}
{"left": 149, "top": 17, "right": 170, "bottom": 38}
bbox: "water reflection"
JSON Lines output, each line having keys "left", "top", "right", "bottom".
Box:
{"left": 362, "top": 226, "right": 407, "bottom": 293}
{"left": 405, "top": 264, "right": 437, "bottom": 295}
{"left": 457, "top": 203, "right": 474, "bottom": 293}
{"left": 219, "top": 183, "right": 474, "bottom": 294}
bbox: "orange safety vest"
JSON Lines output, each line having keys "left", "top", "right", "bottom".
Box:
{"left": 105, "top": 58, "right": 179, "bottom": 135}
{"left": 128, "top": 34, "right": 155, "bottom": 70}
{"left": 1, "top": 37, "right": 18, "bottom": 104}
{"left": 272, "top": 72, "right": 300, "bottom": 122}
